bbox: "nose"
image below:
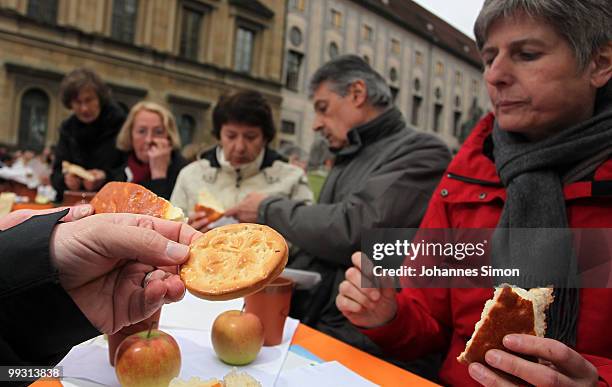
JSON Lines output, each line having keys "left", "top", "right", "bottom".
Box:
{"left": 312, "top": 115, "right": 324, "bottom": 132}
{"left": 234, "top": 136, "right": 246, "bottom": 152}
{"left": 484, "top": 54, "right": 513, "bottom": 87}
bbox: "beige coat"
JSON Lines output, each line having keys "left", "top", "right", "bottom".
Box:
{"left": 170, "top": 146, "right": 313, "bottom": 214}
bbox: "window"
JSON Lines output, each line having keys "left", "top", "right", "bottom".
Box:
{"left": 179, "top": 6, "right": 203, "bottom": 60}
{"left": 411, "top": 95, "right": 422, "bottom": 127}
{"left": 362, "top": 24, "right": 373, "bottom": 42}
{"left": 328, "top": 41, "right": 339, "bottom": 59}
{"left": 18, "top": 89, "right": 49, "bottom": 153}
{"left": 455, "top": 71, "right": 463, "bottom": 86}
{"left": 27, "top": 0, "right": 58, "bottom": 24}
{"left": 389, "top": 67, "right": 398, "bottom": 82}
{"left": 330, "top": 9, "right": 342, "bottom": 29}
{"left": 281, "top": 120, "right": 296, "bottom": 135}
{"left": 289, "top": 26, "right": 303, "bottom": 46}
{"left": 112, "top": 0, "right": 139, "bottom": 43}
{"left": 413, "top": 78, "right": 421, "bottom": 92}
{"left": 390, "top": 86, "right": 399, "bottom": 104}
{"left": 285, "top": 51, "right": 303, "bottom": 91}
{"left": 433, "top": 103, "right": 443, "bottom": 133}
{"left": 472, "top": 79, "right": 480, "bottom": 93}
{"left": 178, "top": 114, "right": 196, "bottom": 146}
{"left": 415, "top": 50, "right": 423, "bottom": 65}
{"left": 435, "top": 61, "right": 444, "bottom": 76}
{"left": 453, "top": 111, "right": 462, "bottom": 137}
{"left": 391, "top": 38, "right": 400, "bottom": 55}
{"left": 234, "top": 26, "right": 255, "bottom": 73}
{"left": 289, "top": 0, "right": 305, "bottom": 12}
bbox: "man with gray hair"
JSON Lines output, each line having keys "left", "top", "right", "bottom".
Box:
{"left": 226, "top": 55, "right": 450, "bottom": 356}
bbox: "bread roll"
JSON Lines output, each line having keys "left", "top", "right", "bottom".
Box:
{"left": 91, "top": 182, "right": 185, "bottom": 222}
{"left": 62, "top": 161, "right": 95, "bottom": 182}
{"left": 180, "top": 223, "right": 288, "bottom": 301}
{"left": 458, "top": 285, "right": 553, "bottom": 365}
{"left": 194, "top": 189, "right": 225, "bottom": 222}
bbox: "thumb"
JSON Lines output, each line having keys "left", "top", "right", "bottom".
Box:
{"left": 97, "top": 223, "right": 190, "bottom": 266}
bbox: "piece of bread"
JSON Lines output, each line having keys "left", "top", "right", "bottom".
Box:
{"left": 169, "top": 369, "right": 261, "bottom": 387}
{"left": 194, "top": 189, "right": 225, "bottom": 222}
{"left": 458, "top": 285, "right": 554, "bottom": 365}
{"left": 62, "top": 160, "right": 95, "bottom": 182}
{"left": 180, "top": 223, "right": 288, "bottom": 301}
{"left": 91, "top": 182, "right": 185, "bottom": 222}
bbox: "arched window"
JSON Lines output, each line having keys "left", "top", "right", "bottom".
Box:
{"left": 18, "top": 89, "right": 49, "bottom": 153}
{"left": 178, "top": 114, "right": 196, "bottom": 147}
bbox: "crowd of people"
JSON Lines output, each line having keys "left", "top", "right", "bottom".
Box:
{"left": 1, "top": 0, "right": 611, "bottom": 385}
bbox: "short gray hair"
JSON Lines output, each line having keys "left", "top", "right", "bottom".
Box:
{"left": 308, "top": 55, "right": 392, "bottom": 108}
{"left": 474, "top": 0, "right": 612, "bottom": 70}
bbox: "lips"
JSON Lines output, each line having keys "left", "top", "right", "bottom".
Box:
{"left": 495, "top": 100, "right": 528, "bottom": 109}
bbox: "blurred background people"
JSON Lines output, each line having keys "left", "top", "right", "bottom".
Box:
{"left": 116, "top": 101, "right": 188, "bottom": 199}
{"left": 225, "top": 55, "right": 450, "bottom": 361}
{"left": 171, "top": 90, "right": 313, "bottom": 231}
{"left": 51, "top": 68, "right": 126, "bottom": 202}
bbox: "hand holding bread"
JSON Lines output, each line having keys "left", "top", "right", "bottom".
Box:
{"left": 463, "top": 285, "right": 599, "bottom": 386}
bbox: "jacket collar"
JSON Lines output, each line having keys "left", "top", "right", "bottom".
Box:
{"left": 199, "top": 146, "right": 288, "bottom": 171}
{"left": 335, "top": 107, "right": 406, "bottom": 160}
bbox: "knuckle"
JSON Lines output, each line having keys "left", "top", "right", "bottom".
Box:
{"left": 542, "top": 369, "right": 562, "bottom": 387}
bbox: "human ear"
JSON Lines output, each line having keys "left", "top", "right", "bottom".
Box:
{"left": 589, "top": 42, "right": 612, "bottom": 88}
{"left": 350, "top": 80, "right": 368, "bottom": 107}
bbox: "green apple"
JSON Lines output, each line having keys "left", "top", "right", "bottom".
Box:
{"left": 115, "top": 329, "right": 181, "bottom": 387}
{"left": 211, "top": 310, "right": 264, "bottom": 365}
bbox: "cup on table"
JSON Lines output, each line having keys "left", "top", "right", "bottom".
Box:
{"left": 244, "top": 277, "right": 294, "bottom": 346}
{"left": 107, "top": 308, "right": 162, "bottom": 366}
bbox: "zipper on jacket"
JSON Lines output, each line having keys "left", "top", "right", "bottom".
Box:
{"left": 446, "top": 172, "right": 504, "bottom": 187}
{"left": 235, "top": 169, "right": 242, "bottom": 188}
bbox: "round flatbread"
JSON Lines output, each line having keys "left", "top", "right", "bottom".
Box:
{"left": 181, "top": 223, "right": 288, "bottom": 301}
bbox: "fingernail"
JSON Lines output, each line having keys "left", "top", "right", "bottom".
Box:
{"left": 485, "top": 350, "right": 501, "bottom": 366}
{"left": 371, "top": 290, "right": 380, "bottom": 301}
{"left": 166, "top": 241, "right": 189, "bottom": 261}
{"left": 503, "top": 334, "right": 520, "bottom": 348}
{"left": 469, "top": 363, "right": 486, "bottom": 382}
{"left": 79, "top": 205, "right": 92, "bottom": 217}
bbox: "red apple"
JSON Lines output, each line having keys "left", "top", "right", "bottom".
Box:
{"left": 115, "top": 328, "right": 181, "bottom": 387}
{"left": 211, "top": 310, "right": 264, "bottom": 365}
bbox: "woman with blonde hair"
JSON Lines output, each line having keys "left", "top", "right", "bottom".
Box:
{"left": 116, "top": 101, "right": 188, "bottom": 199}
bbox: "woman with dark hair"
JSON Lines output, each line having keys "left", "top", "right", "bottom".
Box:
{"left": 337, "top": 0, "right": 612, "bottom": 385}
{"left": 51, "top": 67, "right": 126, "bottom": 201}
{"left": 171, "top": 90, "right": 313, "bottom": 231}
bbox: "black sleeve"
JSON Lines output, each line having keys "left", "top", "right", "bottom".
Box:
{"left": 0, "top": 210, "right": 99, "bottom": 366}
{"left": 50, "top": 130, "right": 71, "bottom": 199}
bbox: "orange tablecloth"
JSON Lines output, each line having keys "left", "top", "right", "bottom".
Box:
{"left": 31, "top": 324, "right": 437, "bottom": 387}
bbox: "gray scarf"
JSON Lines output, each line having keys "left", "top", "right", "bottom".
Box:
{"left": 491, "top": 85, "right": 612, "bottom": 346}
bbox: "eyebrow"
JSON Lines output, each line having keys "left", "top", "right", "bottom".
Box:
{"left": 483, "top": 38, "right": 548, "bottom": 55}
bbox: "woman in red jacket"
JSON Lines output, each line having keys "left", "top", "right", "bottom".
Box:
{"left": 336, "top": 0, "right": 612, "bottom": 385}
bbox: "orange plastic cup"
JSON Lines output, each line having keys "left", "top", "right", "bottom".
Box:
{"left": 107, "top": 308, "right": 162, "bottom": 366}
{"left": 244, "top": 277, "right": 294, "bottom": 346}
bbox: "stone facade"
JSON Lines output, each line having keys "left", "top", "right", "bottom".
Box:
{"left": 0, "top": 0, "right": 285, "bottom": 153}
{"left": 280, "top": 0, "right": 491, "bottom": 154}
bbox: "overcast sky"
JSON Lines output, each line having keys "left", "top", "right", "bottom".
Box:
{"left": 412, "top": 0, "right": 485, "bottom": 39}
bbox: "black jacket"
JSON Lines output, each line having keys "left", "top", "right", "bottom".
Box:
{"left": 119, "top": 150, "right": 189, "bottom": 200}
{"left": 51, "top": 103, "right": 127, "bottom": 201}
{"left": 0, "top": 211, "right": 99, "bottom": 369}
{"left": 258, "top": 108, "right": 451, "bottom": 355}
